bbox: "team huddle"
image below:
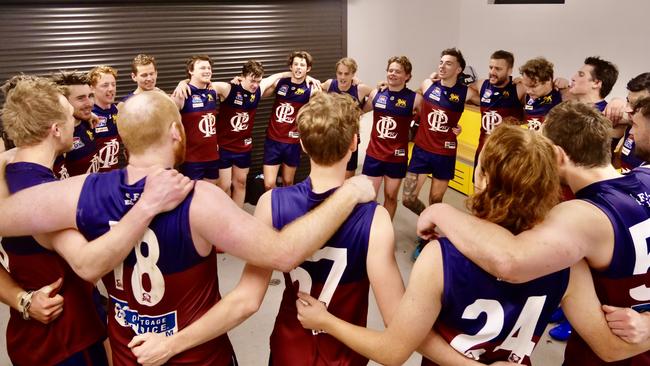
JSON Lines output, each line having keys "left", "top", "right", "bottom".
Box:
{"left": 0, "top": 46, "right": 649, "bottom": 366}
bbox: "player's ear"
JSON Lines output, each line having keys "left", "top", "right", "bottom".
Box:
{"left": 349, "top": 134, "right": 358, "bottom": 153}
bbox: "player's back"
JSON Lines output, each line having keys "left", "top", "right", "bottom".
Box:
{"left": 76, "top": 169, "right": 234, "bottom": 366}
{"left": 565, "top": 167, "right": 650, "bottom": 365}
{"left": 427, "top": 238, "right": 569, "bottom": 366}
{"left": 270, "top": 178, "right": 377, "bottom": 366}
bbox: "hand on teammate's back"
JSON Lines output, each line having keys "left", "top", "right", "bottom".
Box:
{"left": 140, "top": 167, "right": 194, "bottom": 214}
{"left": 342, "top": 174, "right": 376, "bottom": 203}
{"left": 602, "top": 304, "right": 650, "bottom": 344}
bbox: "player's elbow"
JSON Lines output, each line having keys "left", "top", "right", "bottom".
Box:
{"left": 593, "top": 346, "right": 634, "bottom": 362}
{"left": 491, "top": 255, "right": 529, "bottom": 284}
{"left": 74, "top": 266, "right": 102, "bottom": 284}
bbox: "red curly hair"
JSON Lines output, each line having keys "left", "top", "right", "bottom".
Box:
{"left": 469, "top": 125, "right": 560, "bottom": 234}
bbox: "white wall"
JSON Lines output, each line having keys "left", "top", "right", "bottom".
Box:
{"left": 457, "top": 0, "right": 650, "bottom": 99}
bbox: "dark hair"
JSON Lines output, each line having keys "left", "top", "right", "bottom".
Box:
{"left": 490, "top": 50, "right": 514, "bottom": 69}
{"left": 132, "top": 54, "right": 157, "bottom": 74}
{"left": 543, "top": 101, "right": 611, "bottom": 167}
{"left": 633, "top": 96, "right": 650, "bottom": 118}
{"left": 241, "top": 60, "right": 264, "bottom": 78}
{"left": 288, "top": 51, "right": 313, "bottom": 68}
{"left": 584, "top": 56, "right": 618, "bottom": 98}
{"left": 50, "top": 70, "right": 90, "bottom": 97}
{"left": 185, "top": 55, "right": 212, "bottom": 79}
{"left": 441, "top": 48, "right": 466, "bottom": 71}
{"left": 627, "top": 72, "right": 650, "bottom": 94}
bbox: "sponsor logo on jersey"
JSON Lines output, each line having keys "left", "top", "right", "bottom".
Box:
{"left": 275, "top": 103, "right": 295, "bottom": 123}
{"left": 444, "top": 141, "right": 456, "bottom": 149}
{"left": 482, "top": 110, "right": 503, "bottom": 134}
{"left": 244, "top": 137, "right": 252, "bottom": 145}
{"left": 234, "top": 92, "right": 244, "bottom": 106}
{"left": 191, "top": 95, "right": 204, "bottom": 108}
{"left": 375, "top": 94, "right": 388, "bottom": 109}
{"left": 278, "top": 84, "right": 289, "bottom": 96}
{"left": 111, "top": 296, "right": 179, "bottom": 336}
{"left": 430, "top": 87, "right": 442, "bottom": 101}
{"left": 288, "top": 131, "right": 300, "bottom": 139}
{"left": 449, "top": 93, "right": 460, "bottom": 103}
{"left": 124, "top": 192, "right": 141, "bottom": 206}
{"left": 632, "top": 191, "right": 650, "bottom": 207}
{"left": 394, "top": 148, "right": 406, "bottom": 157}
{"left": 428, "top": 109, "right": 449, "bottom": 132}
{"left": 72, "top": 137, "right": 84, "bottom": 150}
{"left": 481, "top": 89, "right": 492, "bottom": 103}
{"left": 376, "top": 116, "right": 397, "bottom": 139}
{"left": 95, "top": 116, "right": 108, "bottom": 133}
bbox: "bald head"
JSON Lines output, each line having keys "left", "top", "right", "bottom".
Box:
{"left": 118, "top": 91, "right": 182, "bottom": 155}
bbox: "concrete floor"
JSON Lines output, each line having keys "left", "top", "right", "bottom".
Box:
{"left": 0, "top": 184, "right": 566, "bottom": 365}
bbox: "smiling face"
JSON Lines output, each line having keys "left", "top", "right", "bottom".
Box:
{"left": 132, "top": 63, "right": 157, "bottom": 92}
{"left": 189, "top": 60, "right": 212, "bottom": 86}
{"left": 91, "top": 73, "right": 116, "bottom": 106}
{"left": 386, "top": 62, "right": 408, "bottom": 88}
{"left": 438, "top": 55, "right": 462, "bottom": 82}
{"left": 66, "top": 84, "right": 94, "bottom": 121}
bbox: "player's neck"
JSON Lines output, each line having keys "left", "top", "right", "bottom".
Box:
{"left": 573, "top": 91, "right": 601, "bottom": 104}
{"left": 291, "top": 76, "right": 306, "bottom": 84}
{"left": 126, "top": 153, "right": 175, "bottom": 184}
{"left": 95, "top": 101, "right": 112, "bottom": 110}
{"left": 309, "top": 161, "right": 347, "bottom": 193}
{"left": 13, "top": 142, "right": 59, "bottom": 169}
{"left": 134, "top": 87, "right": 145, "bottom": 94}
{"left": 388, "top": 83, "right": 405, "bottom": 92}
{"left": 441, "top": 77, "right": 457, "bottom": 88}
{"left": 563, "top": 164, "right": 620, "bottom": 193}
{"left": 189, "top": 79, "right": 209, "bottom": 89}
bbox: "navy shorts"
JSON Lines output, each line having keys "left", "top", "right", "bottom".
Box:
{"left": 218, "top": 149, "right": 252, "bottom": 169}
{"left": 179, "top": 160, "right": 220, "bottom": 180}
{"left": 57, "top": 340, "right": 108, "bottom": 366}
{"left": 263, "top": 139, "right": 301, "bottom": 167}
{"left": 407, "top": 144, "right": 456, "bottom": 180}
{"left": 346, "top": 149, "right": 359, "bottom": 172}
{"left": 362, "top": 155, "right": 407, "bottom": 179}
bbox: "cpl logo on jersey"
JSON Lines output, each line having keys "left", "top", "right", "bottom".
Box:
{"left": 482, "top": 111, "right": 503, "bottom": 134}
{"left": 230, "top": 112, "right": 250, "bottom": 132}
{"left": 198, "top": 113, "right": 217, "bottom": 137}
{"left": 376, "top": 116, "right": 398, "bottom": 139}
{"left": 98, "top": 139, "right": 120, "bottom": 168}
{"left": 527, "top": 118, "right": 542, "bottom": 131}
{"left": 275, "top": 102, "right": 295, "bottom": 124}
{"left": 428, "top": 109, "right": 449, "bottom": 132}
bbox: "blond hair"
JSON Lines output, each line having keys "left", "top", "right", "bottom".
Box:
{"left": 335, "top": 57, "right": 358, "bottom": 74}
{"left": 118, "top": 91, "right": 180, "bottom": 155}
{"left": 1, "top": 76, "right": 67, "bottom": 146}
{"left": 88, "top": 65, "right": 118, "bottom": 87}
{"left": 297, "top": 93, "right": 360, "bottom": 166}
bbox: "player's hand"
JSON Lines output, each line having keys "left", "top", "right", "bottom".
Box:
{"left": 306, "top": 76, "right": 322, "bottom": 92}
{"left": 342, "top": 174, "right": 376, "bottom": 203}
{"left": 296, "top": 292, "right": 330, "bottom": 331}
{"left": 351, "top": 76, "right": 360, "bottom": 86}
{"left": 171, "top": 79, "right": 191, "bottom": 100}
{"left": 553, "top": 77, "right": 570, "bottom": 91}
{"left": 604, "top": 97, "right": 627, "bottom": 126}
{"left": 452, "top": 125, "right": 462, "bottom": 136}
{"left": 29, "top": 277, "right": 64, "bottom": 324}
{"left": 416, "top": 205, "right": 441, "bottom": 240}
{"left": 89, "top": 112, "right": 100, "bottom": 129}
{"left": 140, "top": 168, "right": 194, "bottom": 214}
{"left": 429, "top": 72, "right": 440, "bottom": 82}
{"left": 230, "top": 75, "right": 244, "bottom": 85}
{"left": 128, "top": 332, "right": 175, "bottom": 366}
{"left": 376, "top": 80, "right": 388, "bottom": 91}
{"left": 603, "top": 304, "right": 650, "bottom": 343}
{"left": 512, "top": 76, "right": 523, "bottom": 85}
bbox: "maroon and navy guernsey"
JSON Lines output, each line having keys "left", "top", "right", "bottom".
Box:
{"left": 266, "top": 77, "right": 312, "bottom": 144}
{"left": 425, "top": 238, "right": 569, "bottom": 366}
{"left": 92, "top": 104, "right": 126, "bottom": 171}
{"left": 523, "top": 89, "right": 562, "bottom": 131}
{"left": 2, "top": 162, "right": 105, "bottom": 366}
{"left": 181, "top": 85, "right": 220, "bottom": 162}
{"left": 415, "top": 81, "right": 468, "bottom": 157}
{"left": 76, "top": 170, "right": 234, "bottom": 366}
{"left": 564, "top": 168, "right": 650, "bottom": 365}
{"left": 270, "top": 178, "right": 377, "bottom": 366}
{"left": 327, "top": 80, "right": 363, "bottom": 108}
{"left": 365, "top": 88, "right": 417, "bottom": 163}
{"left": 478, "top": 78, "right": 524, "bottom": 153}
{"left": 216, "top": 83, "right": 260, "bottom": 153}
{"left": 620, "top": 126, "right": 646, "bottom": 173}
{"left": 54, "top": 120, "right": 97, "bottom": 179}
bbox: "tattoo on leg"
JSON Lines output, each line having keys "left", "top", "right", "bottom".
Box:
{"left": 402, "top": 175, "right": 426, "bottom": 215}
